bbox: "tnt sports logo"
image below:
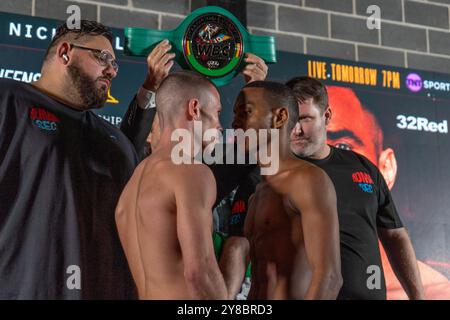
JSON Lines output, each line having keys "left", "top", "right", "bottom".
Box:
{"left": 405, "top": 73, "right": 423, "bottom": 93}
{"left": 352, "top": 171, "right": 374, "bottom": 193}
{"left": 30, "top": 107, "right": 60, "bottom": 131}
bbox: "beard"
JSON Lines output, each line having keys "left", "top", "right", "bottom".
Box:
{"left": 290, "top": 134, "right": 325, "bottom": 158}
{"left": 67, "top": 61, "right": 109, "bottom": 110}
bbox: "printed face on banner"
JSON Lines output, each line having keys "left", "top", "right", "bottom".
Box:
{"left": 326, "top": 86, "right": 382, "bottom": 165}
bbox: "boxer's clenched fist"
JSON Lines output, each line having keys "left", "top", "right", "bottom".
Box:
{"left": 143, "top": 39, "right": 176, "bottom": 91}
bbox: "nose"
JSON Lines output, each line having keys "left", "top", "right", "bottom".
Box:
{"left": 292, "top": 121, "right": 302, "bottom": 135}
{"left": 231, "top": 119, "right": 242, "bottom": 130}
{"left": 103, "top": 63, "right": 117, "bottom": 79}
{"left": 232, "top": 113, "right": 245, "bottom": 129}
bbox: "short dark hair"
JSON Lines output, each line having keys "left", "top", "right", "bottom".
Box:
{"left": 156, "top": 70, "right": 217, "bottom": 124}
{"left": 286, "top": 76, "right": 329, "bottom": 114}
{"left": 243, "top": 80, "right": 299, "bottom": 132}
{"left": 44, "top": 20, "right": 113, "bottom": 61}
{"left": 159, "top": 70, "right": 218, "bottom": 93}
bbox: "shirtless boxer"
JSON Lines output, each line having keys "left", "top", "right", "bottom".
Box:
{"left": 232, "top": 81, "right": 342, "bottom": 299}
{"left": 116, "top": 71, "right": 227, "bottom": 299}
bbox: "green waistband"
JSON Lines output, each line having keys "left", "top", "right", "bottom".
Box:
{"left": 213, "top": 232, "right": 252, "bottom": 278}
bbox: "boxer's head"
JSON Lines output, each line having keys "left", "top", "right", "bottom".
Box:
{"left": 232, "top": 81, "right": 298, "bottom": 143}
{"left": 286, "top": 76, "right": 331, "bottom": 159}
{"left": 326, "top": 86, "right": 397, "bottom": 189}
{"left": 42, "top": 20, "right": 116, "bottom": 109}
{"left": 231, "top": 81, "right": 297, "bottom": 174}
{"left": 156, "top": 71, "right": 222, "bottom": 149}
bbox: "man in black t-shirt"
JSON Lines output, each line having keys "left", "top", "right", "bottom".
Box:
{"left": 325, "top": 86, "right": 450, "bottom": 299}
{"left": 0, "top": 20, "right": 171, "bottom": 299}
{"left": 218, "top": 167, "right": 261, "bottom": 299}
{"left": 286, "top": 76, "right": 424, "bottom": 300}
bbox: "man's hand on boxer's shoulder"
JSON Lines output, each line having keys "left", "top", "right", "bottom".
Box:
{"left": 142, "top": 39, "right": 176, "bottom": 92}
{"left": 242, "top": 53, "right": 268, "bottom": 84}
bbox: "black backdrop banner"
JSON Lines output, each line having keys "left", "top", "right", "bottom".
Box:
{"left": 1, "top": 12, "right": 449, "bottom": 297}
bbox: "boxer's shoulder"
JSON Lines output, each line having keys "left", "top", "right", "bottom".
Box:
{"left": 284, "top": 160, "right": 330, "bottom": 190}
{"left": 174, "top": 162, "right": 214, "bottom": 182}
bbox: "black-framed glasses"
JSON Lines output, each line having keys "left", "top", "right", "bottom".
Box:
{"left": 70, "top": 44, "right": 119, "bottom": 73}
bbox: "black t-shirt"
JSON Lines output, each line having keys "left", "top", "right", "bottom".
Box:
{"left": 301, "top": 146, "right": 403, "bottom": 300}
{"left": 210, "top": 144, "right": 257, "bottom": 208}
{"left": 0, "top": 79, "right": 145, "bottom": 299}
{"left": 228, "top": 167, "right": 261, "bottom": 237}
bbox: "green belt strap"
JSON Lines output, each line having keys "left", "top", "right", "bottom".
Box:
{"left": 124, "top": 6, "right": 276, "bottom": 86}
{"left": 124, "top": 28, "right": 177, "bottom": 57}
{"left": 124, "top": 28, "right": 276, "bottom": 65}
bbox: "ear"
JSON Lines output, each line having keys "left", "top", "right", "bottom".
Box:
{"left": 378, "top": 148, "right": 397, "bottom": 190}
{"left": 56, "top": 42, "right": 71, "bottom": 65}
{"left": 272, "top": 107, "right": 288, "bottom": 129}
{"left": 187, "top": 98, "right": 201, "bottom": 121}
{"left": 324, "top": 106, "right": 332, "bottom": 126}
{"left": 148, "top": 113, "right": 161, "bottom": 151}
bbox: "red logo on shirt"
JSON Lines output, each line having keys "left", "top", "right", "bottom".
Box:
{"left": 230, "top": 200, "right": 246, "bottom": 226}
{"left": 30, "top": 107, "right": 60, "bottom": 131}
{"left": 352, "top": 171, "right": 374, "bottom": 193}
{"left": 352, "top": 171, "right": 374, "bottom": 184}
{"left": 231, "top": 200, "right": 246, "bottom": 214}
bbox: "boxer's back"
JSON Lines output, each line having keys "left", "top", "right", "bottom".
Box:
{"left": 116, "top": 151, "right": 190, "bottom": 299}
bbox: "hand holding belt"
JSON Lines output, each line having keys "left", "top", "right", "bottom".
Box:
{"left": 124, "top": 6, "right": 276, "bottom": 86}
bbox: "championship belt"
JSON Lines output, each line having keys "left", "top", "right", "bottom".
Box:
{"left": 124, "top": 6, "right": 276, "bottom": 86}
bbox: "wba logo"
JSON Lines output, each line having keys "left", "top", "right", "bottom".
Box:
{"left": 30, "top": 107, "right": 60, "bottom": 131}
{"left": 352, "top": 171, "right": 374, "bottom": 193}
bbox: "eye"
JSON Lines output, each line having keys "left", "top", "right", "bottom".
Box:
{"left": 111, "top": 60, "right": 119, "bottom": 72}
{"left": 94, "top": 51, "right": 106, "bottom": 63}
{"left": 334, "top": 142, "right": 352, "bottom": 151}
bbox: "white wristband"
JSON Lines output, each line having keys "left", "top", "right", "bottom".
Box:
{"left": 137, "top": 86, "right": 156, "bottom": 110}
